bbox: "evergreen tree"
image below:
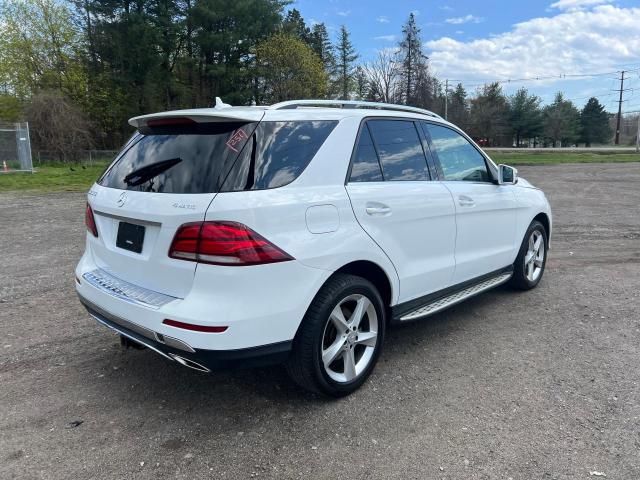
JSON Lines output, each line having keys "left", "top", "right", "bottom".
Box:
{"left": 309, "top": 23, "right": 335, "bottom": 77}
{"left": 335, "top": 25, "right": 358, "bottom": 100}
{"left": 469, "top": 82, "right": 510, "bottom": 146}
{"left": 543, "top": 92, "right": 581, "bottom": 147}
{"left": 282, "top": 8, "right": 311, "bottom": 45}
{"left": 448, "top": 83, "right": 470, "bottom": 128}
{"left": 580, "top": 97, "right": 611, "bottom": 146}
{"left": 398, "top": 13, "right": 427, "bottom": 105}
{"left": 354, "top": 66, "right": 369, "bottom": 100}
{"left": 509, "top": 88, "right": 543, "bottom": 147}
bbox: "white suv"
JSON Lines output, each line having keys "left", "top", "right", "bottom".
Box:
{"left": 76, "top": 99, "right": 551, "bottom": 396}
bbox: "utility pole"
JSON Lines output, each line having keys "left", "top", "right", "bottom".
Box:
{"left": 636, "top": 114, "right": 639, "bottom": 153}
{"left": 615, "top": 71, "right": 625, "bottom": 145}
{"left": 444, "top": 79, "right": 448, "bottom": 121}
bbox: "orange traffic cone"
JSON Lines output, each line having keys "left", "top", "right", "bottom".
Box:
{"left": 2, "top": 161, "right": 8, "bottom": 172}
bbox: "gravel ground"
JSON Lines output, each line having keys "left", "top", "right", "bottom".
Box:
{"left": 1, "top": 162, "right": 639, "bottom": 480}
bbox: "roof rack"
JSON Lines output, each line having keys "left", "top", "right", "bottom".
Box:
{"left": 269, "top": 99, "right": 443, "bottom": 119}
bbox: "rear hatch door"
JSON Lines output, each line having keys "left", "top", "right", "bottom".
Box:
{"left": 87, "top": 110, "right": 262, "bottom": 298}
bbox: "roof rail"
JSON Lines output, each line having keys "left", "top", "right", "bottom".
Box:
{"left": 269, "top": 99, "right": 443, "bottom": 119}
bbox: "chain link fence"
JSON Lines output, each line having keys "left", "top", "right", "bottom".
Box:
{"left": 34, "top": 149, "right": 119, "bottom": 166}
{"left": 0, "top": 122, "right": 34, "bottom": 173}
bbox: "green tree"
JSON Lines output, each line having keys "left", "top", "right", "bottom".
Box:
{"left": 0, "top": 0, "right": 86, "bottom": 101}
{"left": 309, "top": 22, "right": 335, "bottom": 78}
{"left": 282, "top": 8, "right": 311, "bottom": 44}
{"left": 543, "top": 92, "right": 580, "bottom": 147}
{"left": 469, "top": 82, "right": 510, "bottom": 146}
{"left": 335, "top": 25, "right": 358, "bottom": 100}
{"left": 354, "top": 66, "right": 369, "bottom": 100}
{"left": 398, "top": 12, "right": 427, "bottom": 105}
{"left": 256, "top": 33, "right": 327, "bottom": 102}
{"left": 191, "top": 0, "right": 285, "bottom": 105}
{"left": 0, "top": 94, "right": 23, "bottom": 122}
{"left": 580, "top": 97, "right": 611, "bottom": 146}
{"left": 447, "top": 83, "right": 469, "bottom": 128}
{"left": 509, "top": 88, "right": 543, "bottom": 147}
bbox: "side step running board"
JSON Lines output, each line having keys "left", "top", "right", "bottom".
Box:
{"left": 398, "top": 272, "right": 512, "bottom": 322}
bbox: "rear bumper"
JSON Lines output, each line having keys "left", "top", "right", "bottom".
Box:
{"left": 75, "top": 249, "right": 331, "bottom": 351}
{"left": 78, "top": 293, "right": 292, "bottom": 371}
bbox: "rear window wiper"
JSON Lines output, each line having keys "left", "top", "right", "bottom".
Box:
{"left": 123, "top": 158, "right": 182, "bottom": 187}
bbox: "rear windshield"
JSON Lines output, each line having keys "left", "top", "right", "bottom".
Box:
{"left": 99, "top": 120, "right": 337, "bottom": 194}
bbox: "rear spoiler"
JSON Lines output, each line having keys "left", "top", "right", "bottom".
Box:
{"left": 129, "top": 108, "right": 265, "bottom": 130}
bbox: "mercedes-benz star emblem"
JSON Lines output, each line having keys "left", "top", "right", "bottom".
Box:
{"left": 116, "top": 192, "right": 127, "bottom": 207}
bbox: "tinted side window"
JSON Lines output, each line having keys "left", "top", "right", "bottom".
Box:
{"left": 367, "top": 120, "right": 428, "bottom": 181}
{"left": 424, "top": 124, "right": 490, "bottom": 182}
{"left": 349, "top": 125, "right": 383, "bottom": 182}
{"left": 222, "top": 121, "right": 337, "bottom": 191}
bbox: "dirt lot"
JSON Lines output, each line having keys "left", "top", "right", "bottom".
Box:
{"left": 1, "top": 163, "right": 639, "bottom": 480}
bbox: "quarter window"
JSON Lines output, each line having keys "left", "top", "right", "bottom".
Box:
{"left": 222, "top": 121, "right": 337, "bottom": 191}
{"left": 367, "top": 120, "right": 429, "bottom": 181}
{"left": 424, "top": 124, "right": 490, "bottom": 182}
{"left": 349, "top": 125, "right": 383, "bottom": 182}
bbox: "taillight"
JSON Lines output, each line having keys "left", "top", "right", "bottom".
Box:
{"left": 169, "top": 221, "right": 293, "bottom": 266}
{"left": 85, "top": 203, "right": 98, "bottom": 237}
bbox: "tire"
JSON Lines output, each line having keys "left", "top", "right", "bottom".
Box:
{"left": 286, "top": 273, "right": 386, "bottom": 397}
{"left": 509, "top": 220, "right": 548, "bottom": 290}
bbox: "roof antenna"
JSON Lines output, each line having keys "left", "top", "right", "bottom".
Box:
{"left": 214, "top": 97, "right": 231, "bottom": 109}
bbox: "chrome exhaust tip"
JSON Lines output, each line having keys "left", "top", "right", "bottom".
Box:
{"left": 170, "top": 354, "right": 210, "bottom": 373}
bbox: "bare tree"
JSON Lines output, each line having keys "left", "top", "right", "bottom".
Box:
{"left": 25, "top": 91, "right": 94, "bottom": 162}
{"left": 362, "top": 49, "right": 400, "bottom": 103}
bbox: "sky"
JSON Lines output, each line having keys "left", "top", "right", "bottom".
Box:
{"left": 291, "top": 0, "right": 640, "bottom": 114}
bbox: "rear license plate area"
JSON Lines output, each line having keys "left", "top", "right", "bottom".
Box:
{"left": 116, "top": 222, "right": 145, "bottom": 254}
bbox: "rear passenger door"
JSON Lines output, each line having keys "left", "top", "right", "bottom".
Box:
{"left": 346, "top": 119, "right": 457, "bottom": 304}
{"left": 421, "top": 122, "right": 518, "bottom": 284}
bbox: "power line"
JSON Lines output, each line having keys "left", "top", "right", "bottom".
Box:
{"left": 445, "top": 65, "right": 640, "bottom": 90}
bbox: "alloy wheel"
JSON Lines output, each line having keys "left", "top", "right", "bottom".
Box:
{"left": 524, "top": 230, "right": 545, "bottom": 282}
{"left": 321, "top": 294, "right": 379, "bottom": 383}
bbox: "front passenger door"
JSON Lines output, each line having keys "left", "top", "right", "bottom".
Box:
{"left": 422, "top": 122, "right": 518, "bottom": 284}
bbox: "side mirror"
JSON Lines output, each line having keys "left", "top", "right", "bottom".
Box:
{"left": 498, "top": 164, "right": 517, "bottom": 185}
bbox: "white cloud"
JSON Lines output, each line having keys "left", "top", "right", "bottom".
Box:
{"left": 374, "top": 35, "right": 397, "bottom": 42}
{"left": 445, "top": 14, "right": 485, "bottom": 25}
{"left": 336, "top": 10, "right": 351, "bottom": 17}
{"left": 550, "top": 0, "right": 612, "bottom": 11}
{"left": 376, "top": 16, "right": 390, "bottom": 23}
{"left": 427, "top": 5, "right": 640, "bottom": 86}
{"left": 440, "top": 5, "right": 454, "bottom": 12}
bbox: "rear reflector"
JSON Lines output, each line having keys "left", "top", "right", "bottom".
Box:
{"left": 169, "top": 221, "right": 293, "bottom": 266}
{"left": 85, "top": 203, "right": 98, "bottom": 237}
{"left": 163, "top": 319, "right": 228, "bottom": 333}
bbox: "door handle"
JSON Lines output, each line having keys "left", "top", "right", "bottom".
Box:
{"left": 458, "top": 195, "right": 475, "bottom": 207}
{"left": 366, "top": 202, "right": 391, "bottom": 216}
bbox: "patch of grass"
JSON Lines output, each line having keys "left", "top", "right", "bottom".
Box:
{"left": 487, "top": 152, "right": 640, "bottom": 165}
{"left": 0, "top": 163, "right": 109, "bottom": 193}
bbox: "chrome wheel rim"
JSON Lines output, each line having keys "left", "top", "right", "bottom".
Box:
{"left": 524, "top": 230, "right": 545, "bottom": 282}
{"left": 321, "top": 294, "right": 378, "bottom": 383}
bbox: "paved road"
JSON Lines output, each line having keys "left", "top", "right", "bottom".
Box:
{"left": 484, "top": 147, "right": 639, "bottom": 153}
{"left": 1, "top": 163, "right": 639, "bottom": 479}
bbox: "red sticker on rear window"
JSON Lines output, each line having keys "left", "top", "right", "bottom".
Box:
{"left": 225, "top": 129, "right": 249, "bottom": 152}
